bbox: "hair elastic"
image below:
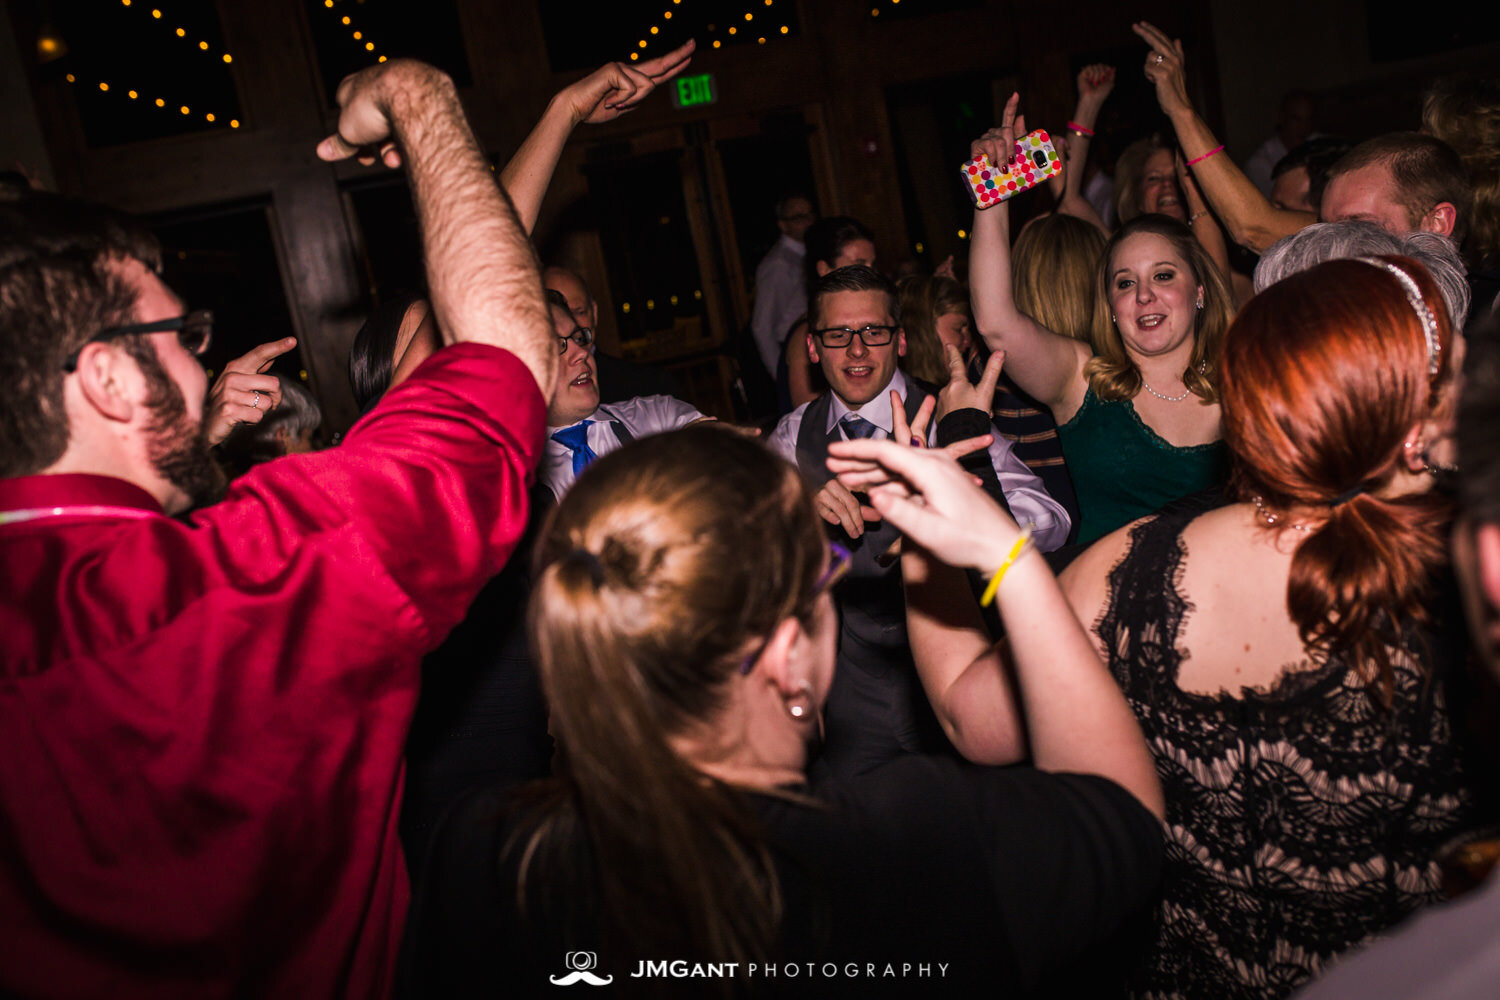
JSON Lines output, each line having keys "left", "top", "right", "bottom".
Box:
{"left": 562, "top": 548, "right": 606, "bottom": 586}
{"left": 1067, "top": 121, "right": 1094, "bottom": 137}
{"left": 1355, "top": 258, "right": 1442, "bottom": 377}
{"left": 1185, "top": 145, "right": 1224, "bottom": 167}
{"left": 1329, "top": 484, "right": 1368, "bottom": 507}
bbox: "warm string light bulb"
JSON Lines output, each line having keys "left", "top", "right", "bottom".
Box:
{"left": 119, "top": 0, "right": 236, "bottom": 65}
{"left": 64, "top": 73, "right": 238, "bottom": 129}
{"left": 321, "top": 1, "right": 385, "bottom": 63}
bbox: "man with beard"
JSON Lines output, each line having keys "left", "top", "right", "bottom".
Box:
{"left": 0, "top": 57, "right": 556, "bottom": 999}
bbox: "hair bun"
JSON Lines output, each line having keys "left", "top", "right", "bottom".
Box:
{"left": 561, "top": 548, "right": 605, "bottom": 587}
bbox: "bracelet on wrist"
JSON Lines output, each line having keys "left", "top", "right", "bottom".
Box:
{"left": 979, "top": 525, "right": 1034, "bottom": 607}
{"left": 1066, "top": 121, "right": 1094, "bottom": 137}
{"left": 1188, "top": 210, "right": 1209, "bottom": 225}
{"left": 1185, "top": 145, "right": 1224, "bottom": 168}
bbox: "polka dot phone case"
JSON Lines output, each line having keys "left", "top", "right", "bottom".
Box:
{"left": 961, "top": 129, "right": 1062, "bottom": 208}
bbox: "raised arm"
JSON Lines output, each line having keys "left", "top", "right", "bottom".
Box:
{"left": 1055, "top": 65, "right": 1114, "bottom": 234}
{"left": 828, "top": 440, "right": 1165, "bottom": 819}
{"left": 1135, "top": 22, "right": 1314, "bottom": 254}
{"left": 969, "top": 95, "right": 1091, "bottom": 415}
{"left": 501, "top": 41, "right": 695, "bottom": 234}
{"left": 318, "top": 60, "right": 555, "bottom": 397}
{"left": 1175, "top": 150, "right": 1234, "bottom": 281}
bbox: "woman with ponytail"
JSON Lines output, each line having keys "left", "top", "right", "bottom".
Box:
{"left": 1060, "top": 256, "right": 1486, "bottom": 999}
{"left": 405, "top": 424, "right": 1164, "bottom": 997}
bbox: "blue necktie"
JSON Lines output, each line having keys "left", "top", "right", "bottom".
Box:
{"left": 552, "top": 421, "right": 598, "bottom": 476}
{"left": 840, "top": 413, "right": 882, "bottom": 440}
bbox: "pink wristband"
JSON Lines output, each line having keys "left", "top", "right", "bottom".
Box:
{"left": 1186, "top": 145, "right": 1224, "bottom": 167}
{"left": 1066, "top": 121, "right": 1094, "bottom": 137}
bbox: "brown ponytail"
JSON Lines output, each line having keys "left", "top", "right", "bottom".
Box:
{"left": 521, "top": 425, "right": 826, "bottom": 969}
{"left": 1221, "top": 256, "right": 1457, "bottom": 703}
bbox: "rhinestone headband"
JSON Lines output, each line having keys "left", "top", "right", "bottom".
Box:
{"left": 1356, "top": 257, "right": 1442, "bottom": 378}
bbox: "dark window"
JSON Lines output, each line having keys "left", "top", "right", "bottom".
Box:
{"left": 49, "top": 0, "right": 242, "bottom": 147}
{"left": 148, "top": 199, "right": 305, "bottom": 388}
{"left": 584, "top": 150, "right": 710, "bottom": 360}
{"left": 303, "top": 0, "right": 471, "bottom": 105}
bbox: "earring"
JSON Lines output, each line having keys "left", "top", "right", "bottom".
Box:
{"left": 1196, "top": 296, "right": 1204, "bottom": 309}
{"left": 1111, "top": 313, "right": 1116, "bottom": 324}
{"left": 785, "top": 685, "right": 814, "bottom": 721}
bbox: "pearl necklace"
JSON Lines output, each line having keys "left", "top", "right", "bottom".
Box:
{"left": 1140, "top": 380, "right": 1192, "bottom": 402}
{"left": 1251, "top": 495, "right": 1310, "bottom": 532}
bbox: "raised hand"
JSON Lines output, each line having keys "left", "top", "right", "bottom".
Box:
{"left": 892, "top": 390, "right": 937, "bottom": 448}
{"left": 561, "top": 40, "right": 695, "bottom": 126}
{"left": 972, "top": 92, "right": 1027, "bottom": 171}
{"left": 826, "top": 440, "right": 1022, "bottom": 573}
{"left": 936, "top": 345, "right": 1003, "bottom": 419}
{"left": 1076, "top": 64, "right": 1116, "bottom": 105}
{"left": 1133, "top": 21, "right": 1191, "bottom": 118}
{"left": 316, "top": 59, "right": 449, "bottom": 168}
{"left": 204, "top": 336, "right": 298, "bottom": 446}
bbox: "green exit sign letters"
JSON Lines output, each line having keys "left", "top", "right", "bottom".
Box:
{"left": 671, "top": 73, "right": 717, "bottom": 109}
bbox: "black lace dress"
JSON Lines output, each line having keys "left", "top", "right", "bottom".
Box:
{"left": 1098, "top": 506, "right": 1482, "bottom": 1000}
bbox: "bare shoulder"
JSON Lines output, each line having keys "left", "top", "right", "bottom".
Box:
{"left": 1058, "top": 519, "right": 1138, "bottom": 634}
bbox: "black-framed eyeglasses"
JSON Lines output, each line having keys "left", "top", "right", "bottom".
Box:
{"left": 556, "top": 325, "right": 595, "bottom": 354}
{"left": 811, "top": 324, "right": 898, "bottom": 348}
{"left": 62, "top": 310, "right": 214, "bottom": 373}
{"left": 738, "top": 542, "right": 852, "bottom": 675}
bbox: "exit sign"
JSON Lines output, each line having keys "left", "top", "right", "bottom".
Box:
{"left": 671, "top": 73, "right": 717, "bottom": 109}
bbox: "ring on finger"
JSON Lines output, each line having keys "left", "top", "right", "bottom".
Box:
{"left": 252, "top": 390, "right": 261, "bottom": 409}
{"left": 1154, "top": 54, "right": 1164, "bottom": 64}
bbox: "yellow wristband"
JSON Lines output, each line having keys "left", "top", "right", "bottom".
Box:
{"left": 979, "top": 526, "right": 1032, "bottom": 607}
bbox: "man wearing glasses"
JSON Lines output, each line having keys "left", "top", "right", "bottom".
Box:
{"left": 0, "top": 59, "right": 555, "bottom": 998}
{"left": 540, "top": 289, "right": 706, "bottom": 500}
{"left": 768, "top": 265, "right": 1069, "bottom": 778}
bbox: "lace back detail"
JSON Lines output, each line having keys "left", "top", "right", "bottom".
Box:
{"left": 1097, "top": 506, "right": 1477, "bottom": 1000}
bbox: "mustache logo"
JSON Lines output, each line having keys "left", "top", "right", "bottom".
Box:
{"left": 549, "top": 970, "right": 614, "bottom": 986}
{"left": 552, "top": 952, "right": 613, "bottom": 986}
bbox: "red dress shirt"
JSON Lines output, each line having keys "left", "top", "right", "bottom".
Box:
{"left": 0, "top": 344, "right": 544, "bottom": 999}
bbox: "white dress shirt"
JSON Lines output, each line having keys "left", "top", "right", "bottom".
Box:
{"left": 544, "top": 395, "right": 704, "bottom": 498}
{"left": 750, "top": 234, "right": 807, "bottom": 376}
{"left": 768, "top": 370, "right": 1071, "bottom": 551}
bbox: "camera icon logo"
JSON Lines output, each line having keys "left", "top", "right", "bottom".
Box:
{"left": 550, "top": 951, "right": 613, "bottom": 986}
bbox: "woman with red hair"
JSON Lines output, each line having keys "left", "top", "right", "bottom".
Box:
{"left": 1057, "top": 256, "right": 1486, "bottom": 998}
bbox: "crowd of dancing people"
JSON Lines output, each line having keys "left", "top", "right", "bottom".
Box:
{"left": 4, "top": 20, "right": 1500, "bottom": 1000}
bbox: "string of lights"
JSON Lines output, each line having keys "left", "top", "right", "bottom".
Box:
{"left": 320, "top": 0, "right": 388, "bottom": 64}
{"left": 63, "top": 71, "right": 240, "bottom": 128}
{"left": 117, "top": 0, "right": 234, "bottom": 65}
{"left": 630, "top": 0, "right": 681, "bottom": 62}
{"left": 631, "top": 0, "right": 792, "bottom": 58}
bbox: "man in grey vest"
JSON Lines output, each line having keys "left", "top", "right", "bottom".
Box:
{"left": 768, "top": 265, "right": 1069, "bottom": 777}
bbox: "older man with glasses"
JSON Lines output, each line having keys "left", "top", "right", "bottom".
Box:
{"left": 540, "top": 288, "right": 708, "bottom": 500}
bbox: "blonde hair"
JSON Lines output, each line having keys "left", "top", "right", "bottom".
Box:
{"left": 1084, "top": 215, "right": 1234, "bottom": 403}
{"left": 1423, "top": 75, "right": 1500, "bottom": 268}
{"left": 897, "top": 273, "right": 969, "bottom": 384}
{"left": 1113, "top": 134, "right": 1174, "bottom": 224}
{"left": 1013, "top": 213, "right": 1108, "bottom": 343}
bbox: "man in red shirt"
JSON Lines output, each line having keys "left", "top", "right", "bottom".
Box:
{"left": 0, "top": 60, "right": 556, "bottom": 997}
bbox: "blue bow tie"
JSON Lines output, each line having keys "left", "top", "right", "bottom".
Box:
{"left": 551, "top": 421, "right": 598, "bottom": 476}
